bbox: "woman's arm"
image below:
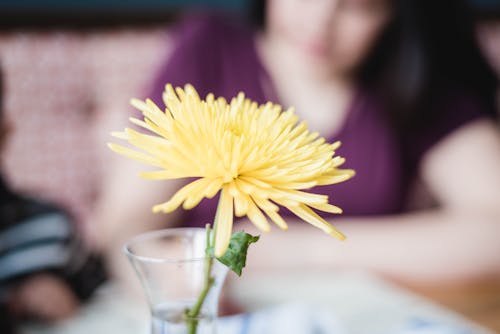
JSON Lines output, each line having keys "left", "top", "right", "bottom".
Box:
{"left": 243, "top": 119, "right": 500, "bottom": 284}
{"left": 92, "top": 114, "right": 500, "bottom": 286}
{"left": 90, "top": 157, "right": 184, "bottom": 251}
{"left": 87, "top": 155, "right": 185, "bottom": 293}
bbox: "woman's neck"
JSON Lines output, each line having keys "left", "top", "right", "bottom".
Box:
{"left": 255, "top": 32, "right": 357, "bottom": 138}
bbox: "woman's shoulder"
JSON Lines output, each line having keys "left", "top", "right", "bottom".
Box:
{"left": 427, "top": 89, "right": 494, "bottom": 136}
{"left": 405, "top": 89, "right": 496, "bottom": 164}
{"left": 152, "top": 13, "right": 261, "bottom": 102}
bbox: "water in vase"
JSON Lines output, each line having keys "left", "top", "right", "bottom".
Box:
{"left": 151, "top": 302, "right": 216, "bottom": 334}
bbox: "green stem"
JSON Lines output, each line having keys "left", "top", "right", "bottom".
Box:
{"left": 186, "top": 225, "right": 214, "bottom": 334}
{"left": 186, "top": 194, "right": 224, "bottom": 334}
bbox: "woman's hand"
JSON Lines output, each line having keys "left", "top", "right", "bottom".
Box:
{"left": 9, "top": 274, "right": 79, "bottom": 322}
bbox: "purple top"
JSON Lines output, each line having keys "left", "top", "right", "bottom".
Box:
{"left": 146, "top": 15, "right": 486, "bottom": 226}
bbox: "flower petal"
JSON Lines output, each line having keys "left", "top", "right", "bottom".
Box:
{"left": 308, "top": 202, "right": 343, "bottom": 214}
{"left": 214, "top": 186, "right": 234, "bottom": 257}
{"left": 272, "top": 189, "right": 328, "bottom": 205}
{"left": 233, "top": 188, "right": 249, "bottom": 217}
{"left": 263, "top": 209, "right": 288, "bottom": 230}
{"left": 183, "top": 178, "right": 220, "bottom": 210}
{"left": 205, "top": 178, "right": 225, "bottom": 199}
{"left": 107, "top": 143, "right": 163, "bottom": 168}
{"left": 153, "top": 178, "right": 212, "bottom": 213}
{"left": 287, "top": 204, "right": 345, "bottom": 240}
{"left": 246, "top": 197, "right": 271, "bottom": 232}
{"left": 252, "top": 196, "right": 279, "bottom": 212}
{"left": 315, "top": 172, "right": 355, "bottom": 186}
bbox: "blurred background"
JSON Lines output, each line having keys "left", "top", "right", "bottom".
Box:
{"left": 1, "top": 0, "right": 500, "bottom": 333}
{"left": 1, "top": 0, "right": 499, "bottom": 235}
{"left": 0, "top": 0, "right": 250, "bottom": 233}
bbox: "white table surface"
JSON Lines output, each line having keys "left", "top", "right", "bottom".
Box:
{"left": 21, "top": 270, "right": 494, "bottom": 334}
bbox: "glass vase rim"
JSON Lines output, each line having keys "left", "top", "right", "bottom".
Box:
{"left": 123, "top": 227, "right": 214, "bottom": 264}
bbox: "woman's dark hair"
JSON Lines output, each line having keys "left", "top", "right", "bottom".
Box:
{"left": 0, "top": 63, "right": 3, "bottom": 123}
{"left": 249, "top": 0, "right": 498, "bottom": 133}
{"left": 0, "top": 63, "right": 5, "bottom": 144}
{"left": 0, "top": 63, "right": 9, "bottom": 153}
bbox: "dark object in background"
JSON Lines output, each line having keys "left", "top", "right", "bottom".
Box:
{"left": 469, "top": 0, "right": 500, "bottom": 19}
{"left": 0, "top": 302, "right": 15, "bottom": 334}
{"left": 0, "top": 176, "right": 108, "bottom": 333}
{"left": 0, "top": 0, "right": 248, "bottom": 28}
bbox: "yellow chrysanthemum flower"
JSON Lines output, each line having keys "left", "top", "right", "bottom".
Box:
{"left": 109, "top": 84, "right": 355, "bottom": 257}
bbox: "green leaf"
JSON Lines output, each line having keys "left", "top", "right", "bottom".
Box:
{"left": 216, "top": 231, "right": 259, "bottom": 276}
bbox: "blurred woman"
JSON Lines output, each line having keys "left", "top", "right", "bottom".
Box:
{"left": 96, "top": 0, "right": 500, "bottom": 285}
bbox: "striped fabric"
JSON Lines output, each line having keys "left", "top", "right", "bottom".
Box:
{"left": 0, "top": 176, "right": 107, "bottom": 304}
{"left": 0, "top": 212, "right": 73, "bottom": 281}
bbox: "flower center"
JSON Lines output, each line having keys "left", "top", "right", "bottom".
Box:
{"left": 229, "top": 127, "right": 242, "bottom": 138}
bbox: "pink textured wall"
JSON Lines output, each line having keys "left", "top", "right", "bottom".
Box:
{"left": 0, "top": 27, "right": 173, "bottom": 232}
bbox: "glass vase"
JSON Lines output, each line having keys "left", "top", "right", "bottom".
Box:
{"left": 124, "top": 228, "right": 228, "bottom": 334}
